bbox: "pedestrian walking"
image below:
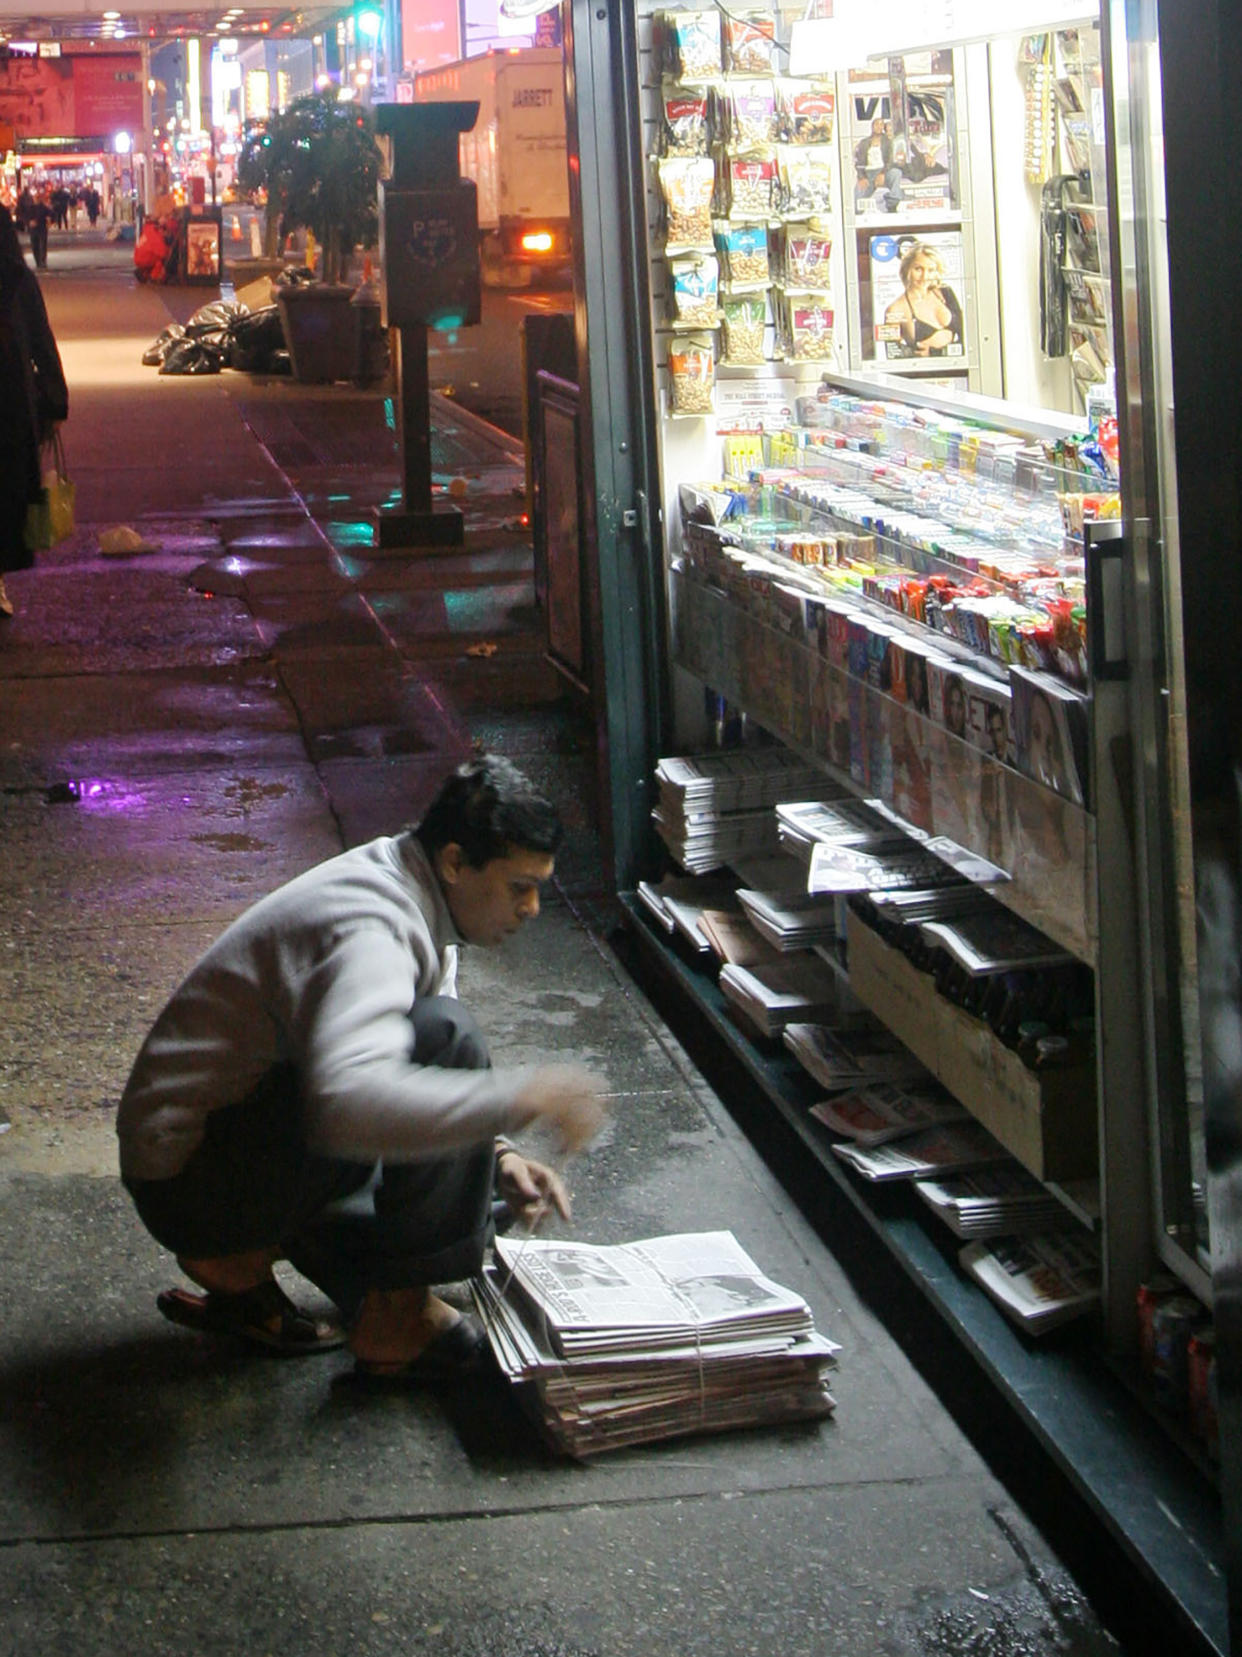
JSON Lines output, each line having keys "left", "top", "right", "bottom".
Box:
{"left": 0, "top": 204, "right": 69, "bottom": 617}
{"left": 26, "top": 193, "right": 51, "bottom": 270}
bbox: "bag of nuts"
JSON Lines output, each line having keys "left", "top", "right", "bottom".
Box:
{"left": 659, "top": 156, "right": 717, "bottom": 252}
{"left": 668, "top": 334, "right": 716, "bottom": 415}
{"left": 668, "top": 254, "right": 721, "bottom": 329}
{"left": 720, "top": 293, "right": 769, "bottom": 365}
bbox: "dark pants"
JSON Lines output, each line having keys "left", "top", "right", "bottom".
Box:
{"left": 124, "top": 997, "right": 498, "bottom": 1323}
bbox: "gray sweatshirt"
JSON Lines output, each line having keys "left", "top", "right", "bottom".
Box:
{"left": 117, "top": 834, "right": 529, "bottom": 1181}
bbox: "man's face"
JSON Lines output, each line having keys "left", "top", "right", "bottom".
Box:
{"left": 435, "top": 844, "right": 555, "bottom": 946}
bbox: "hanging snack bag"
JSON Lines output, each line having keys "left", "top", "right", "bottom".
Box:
{"left": 722, "top": 10, "right": 777, "bottom": 75}
{"left": 726, "top": 82, "right": 778, "bottom": 152}
{"left": 668, "top": 253, "right": 720, "bottom": 329}
{"left": 659, "top": 8, "right": 722, "bottom": 80}
{"left": 659, "top": 155, "right": 716, "bottom": 252}
{"left": 720, "top": 293, "right": 768, "bottom": 366}
{"left": 668, "top": 333, "right": 716, "bottom": 415}
{"left": 726, "top": 155, "right": 778, "bottom": 220}
{"left": 660, "top": 84, "right": 712, "bottom": 156}
{"left": 778, "top": 145, "right": 834, "bottom": 218}
{"left": 717, "top": 222, "right": 771, "bottom": 289}
{"left": 783, "top": 223, "right": 833, "bottom": 291}
{"left": 777, "top": 82, "right": 835, "bottom": 144}
{"left": 787, "top": 299, "right": 835, "bottom": 362}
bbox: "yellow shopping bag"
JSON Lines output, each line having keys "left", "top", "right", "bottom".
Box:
{"left": 24, "top": 432, "right": 75, "bottom": 552}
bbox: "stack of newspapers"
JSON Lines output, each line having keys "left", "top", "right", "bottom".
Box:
{"left": 653, "top": 751, "right": 842, "bottom": 874}
{"left": 472, "top": 1230, "right": 838, "bottom": 1457}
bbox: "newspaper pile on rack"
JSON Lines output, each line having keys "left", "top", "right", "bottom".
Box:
{"left": 653, "top": 751, "right": 843, "bottom": 874}
{"left": 472, "top": 1230, "right": 838, "bottom": 1457}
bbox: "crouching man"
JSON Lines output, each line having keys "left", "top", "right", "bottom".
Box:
{"left": 117, "top": 755, "right": 606, "bottom": 1386}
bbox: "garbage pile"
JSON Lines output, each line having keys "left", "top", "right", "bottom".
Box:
{"left": 141, "top": 299, "right": 290, "bottom": 378}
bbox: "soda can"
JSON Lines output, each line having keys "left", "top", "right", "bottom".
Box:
{"left": 1136, "top": 1272, "right": 1182, "bottom": 1377}
{"left": 1150, "top": 1295, "right": 1203, "bottom": 1412}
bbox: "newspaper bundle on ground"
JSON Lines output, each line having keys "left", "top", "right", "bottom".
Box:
{"left": 736, "top": 885, "right": 843, "bottom": 952}
{"left": 831, "top": 1119, "right": 1011, "bottom": 1182}
{"left": 656, "top": 750, "right": 844, "bottom": 816}
{"left": 653, "top": 803, "right": 780, "bottom": 874}
{"left": 959, "top": 1232, "right": 1101, "bottom": 1333}
{"left": 917, "top": 908, "right": 1074, "bottom": 975}
{"left": 719, "top": 952, "right": 842, "bottom": 1037}
{"left": 808, "top": 838, "right": 969, "bottom": 895}
{"left": 783, "top": 1022, "right": 932, "bottom": 1091}
{"left": 636, "top": 872, "right": 741, "bottom": 951}
{"left": 472, "top": 1230, "right": 839, "bottom": 1456}
{"left": 810, "top": 1082, "right": 968, "bottom": 1145}
{"left": 916, "top": 1165, "right": 1067, "bottom": 1238}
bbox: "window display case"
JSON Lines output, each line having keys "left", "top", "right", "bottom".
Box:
{"left": 565, "top": 0, "right": 1240, "bottom": 1644}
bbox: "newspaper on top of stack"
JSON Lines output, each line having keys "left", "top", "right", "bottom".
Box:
{"left": 653, "top": 751, "right": 845, "bottom": 874}
{"left": 656, "top": 750, "right": 846, "bottom": 816}
{"left": 784, "top": 1022, "right": 933, "bottom": 1092}
{"left": 831, "top": 1118, "right": 1011, "bottom": 1182}
{"left": 719, "top": 952, "right": 843, "bottom": 1038}
{"left": 810, "top": 1081, "right": 969, "bottom": 1146}
{"left": 636, "top": 872, "right": 742, "bottom": 952}
{"left": 472, "top": 1229, "right": 838, "bottom": 1457}
{"left": 653, "top": 802, "right": 779, "bottom": 875}
{"left": 915, "top": 1164, "right": 1067, "bottom": 1238}
{"left": 736, "top": 884, "right": 844, "bottom": 952}
{"left": 959, "top": 1232, "right": 1101, "bottom": 1334}
{"left": 776, "top": 797, "right": 899, "bottom": 864}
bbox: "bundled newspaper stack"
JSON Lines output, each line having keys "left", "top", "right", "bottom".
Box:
{"left": 915, "top": 1165, "right": 1067, "bottom": 1238}
{"left": 656, "top": 751, "right": 843, "bottom": 817}
{"left": 472, "top": 1230, "right": 838, "bottom": 1457}
{"left": 736, "top": 884, "right": 843, "bottom": 951}
{"left": 718, "top": 952, "right": 843, "bottom": 1037}
{"left": 653, "top": 751, "right": 843, "bottom": 874}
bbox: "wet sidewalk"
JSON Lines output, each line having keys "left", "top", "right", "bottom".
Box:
{"left": 0, "top": 250, "right": 1136, "bottom": 1655}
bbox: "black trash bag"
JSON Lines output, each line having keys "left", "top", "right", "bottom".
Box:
{"left": 185, "top": 299, "right": 248, "bottom": 336}
{"left": 159, "top": 338, "right": 225, "bottom": 376}
{"left": 225, "top": 304, "right": 286, "bottom": 372}
{"left": 141, "top": 323, "right": 186, "bottom": 367}
{"left": 274, "top": 265, "right": 317, "bottom": 289}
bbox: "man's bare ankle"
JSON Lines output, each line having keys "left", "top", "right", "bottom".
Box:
{"left": 178, "top": 1249, "right": 278, "bottom": 1296}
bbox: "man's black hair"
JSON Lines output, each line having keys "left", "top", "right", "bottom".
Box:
{"left": 414, "top": 754, "right": 562, "bottom": 868}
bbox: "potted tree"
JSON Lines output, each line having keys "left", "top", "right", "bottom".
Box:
{"left": 230, "top": 112, "right": 297, "bottom": 287}
{"left": 252, "top": 92, "right": 381, "bottom": 382}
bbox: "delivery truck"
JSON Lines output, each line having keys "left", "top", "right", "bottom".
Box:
{"left": 412, "top": 47, "right": 571, "bottom": 287}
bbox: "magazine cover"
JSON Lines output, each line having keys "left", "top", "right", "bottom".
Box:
{"left": 1009, "top": 665, "right": 1089, "bottom": 807}
{"left": 848, "top": 52, "right": 956, "bottom": 224}
{"left": 869, "top": 229, "right": 966, "bottom": 363}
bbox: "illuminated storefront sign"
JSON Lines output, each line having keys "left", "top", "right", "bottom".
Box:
{"left": 0, "top": 51, "right": 144, "bottom": 143}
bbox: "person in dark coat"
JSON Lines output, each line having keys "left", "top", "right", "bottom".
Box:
{"left": 0, "top": 205, "right": 69, "bottom": 618}
{"left": 25, "top": 193, "right": 51, "bottom": 270}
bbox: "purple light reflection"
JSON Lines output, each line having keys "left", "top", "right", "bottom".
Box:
{"left": 56, "top": 779, "right": 150, "bottom": 815}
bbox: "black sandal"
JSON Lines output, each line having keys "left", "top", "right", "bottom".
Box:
{"left": 349, "top": 1314, "right": 492, "bottom": 1389}
{"left": 156, "top": 1279, "right": 346, "bottom": 1355}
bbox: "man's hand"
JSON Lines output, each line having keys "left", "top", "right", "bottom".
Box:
{"left": 513, "top": 1064, "right": 607, "bottom": 1155}
{"left": 496, "top": 1149, "right": 572, "bottom": 1226}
